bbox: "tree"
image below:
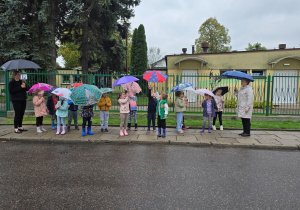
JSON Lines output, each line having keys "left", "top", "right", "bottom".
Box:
{"left": 130, "top": 24, "right": 147, "bottom": 75}
{"left": 195, "top": 17, "right": 231, "bottom": 53}
{"left": 245, "top": 42, "right": 267, "bottom": 51}
{"left": 58, "top": 42, "right": 81, "bottom": 68}
{"left": 147, "top": 47, "right": 164, "bottom": 68}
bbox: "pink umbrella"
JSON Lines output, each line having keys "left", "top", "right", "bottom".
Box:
{"left": 28, "top": 83, "right": 53, "bottom": 93}
{"left": 194, "top": 89, "right": 215, "bottom": 98}
{"left": 121, "top": 82, "right": 142, "bottom": 93}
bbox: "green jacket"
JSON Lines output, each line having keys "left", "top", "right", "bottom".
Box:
{"left": 156, "top": 99, "right": 169, "bottom": 119}
{"left": 174, "top": 97, "right": 186, "bottom": 113}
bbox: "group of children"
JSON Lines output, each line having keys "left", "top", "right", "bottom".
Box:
{"left": 32, "top": 85, "right": 224, "bottom": 137}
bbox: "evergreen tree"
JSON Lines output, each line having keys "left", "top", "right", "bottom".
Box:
{"left": 130, "top": 28, "right": 138, "bottom": 74}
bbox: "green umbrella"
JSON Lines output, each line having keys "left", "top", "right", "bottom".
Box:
{"left": 99, "top": 88, "right": 115, "bottom": 94}
{"left": 70, "top": 84, "right": 102, "bottom": 106}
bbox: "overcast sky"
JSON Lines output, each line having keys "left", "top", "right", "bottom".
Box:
{"left": 130, "top": 0, "right": 300, "bottom": 55}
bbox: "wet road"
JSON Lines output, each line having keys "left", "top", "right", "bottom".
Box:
{"left": 0, "top": 142, "right": 300, "bottom": 209}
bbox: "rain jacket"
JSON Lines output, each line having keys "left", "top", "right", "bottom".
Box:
{"left": 97, "top": 96, "right": 112, "bottom": 111}
{"left": 8, "top": 79, "right": 30, "bottom": 101}
{"left": 33, "top": 96, "right": 48, "bottom": 117}
{"left": 55, "top": 98, "right": 69, "bottom": 118}
{"left": 202, "top": 99, "right": 218, "bottom": 117}
{"left": 235, "top": 85, "right": 253, "bottom": 119}
{"left": 174, "top": 97, "right": 186, "bottom": 113}
{"left": 118, "top": 97, "right": 130, "bottom": 113}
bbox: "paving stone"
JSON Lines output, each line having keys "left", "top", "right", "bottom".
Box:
{"left": 118, "top": 134, "right": 139, "bottom": 140}
{"left": 256, "top": 137, "right": 282, "bottom": 145}
{"left": 219, "top": 133, "right": 240, "bottom": 138}
{"left": 176, "top": 135, "right": 197, "bottom": 142}
{"left": 276, "top": 138, "right": 300, "bottom": 146}
{"left": 98, "top": 134, "right": 119, "bottom": 140}
{"left": 138, "top": 135, "right": 158, "bottom": 141}
{"left": 250, "top": 130, "right": 269, "bottom": 135}
{"left": 216, "top": 137, "right": 238, "bottom": 144}
{"left": 236, "top": 137, "right": 259, "bottom": 145}
{"left": 275, "top": 134, "right": 300, "bottom": 140}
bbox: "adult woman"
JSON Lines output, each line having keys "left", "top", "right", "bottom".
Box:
{"left": 234, "top": 78, "right": 253, "bottom": 137}
{"left": 8, "top": 71, "right": 30, "bottom": 133}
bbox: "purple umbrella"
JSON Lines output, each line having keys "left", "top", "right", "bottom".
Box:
{"left": 112, "top": 76, "right": 139, "bottom": 86}
{"left": 194, "top": 89, "right": 215, "bottom": 98}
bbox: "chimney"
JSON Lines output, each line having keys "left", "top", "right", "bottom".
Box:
{"left": 182, "top": 48, "right": 187, "bottom": 54}
{"left": 279, "top": 44, "right": 286, "bottom": 49}
{"left": 192, "top": 45, "right": 195, "bottom": 54}
{"left": 255, "top": 44, "right": 259, "bottom": 51}
{"left": 202, "top": 42, "right": 209, "bottom": 53}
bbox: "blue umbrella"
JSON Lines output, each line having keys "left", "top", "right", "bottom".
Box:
{"left": 222, "top": 71, "right": 254, "bottom": 82}
{"left": 112, "top": 76, "right": 139, "bottom": 86}
{"left": 170, "top": 83, "right": 193, "bottom": 93}
{"left": 0, "top": 59, "right": 41, "bottom": 71}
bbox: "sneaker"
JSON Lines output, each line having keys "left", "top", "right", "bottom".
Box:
{"left": 101, "top": 128, "right": 104, "bottom": 132}
{"left": 67, "top": 126, "right": 70, "bottom": 132}
{"left": 105, "top": 128, "right": 108, "bottom": 132}
{"left": 178, "top": 130, "right": 184, "bottom": 134}
{"left": 153, "top": 128, "right": 156, "bottom": 131}
{"left": 147, "top": 128, "right": 150, "bottom": 132}
{"left": 212, "top": 125, "right": 216, "bottom": 131}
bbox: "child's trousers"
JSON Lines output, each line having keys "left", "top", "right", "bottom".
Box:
{"left": 36, "top": 116, "right": 43, "bottom": 127}
{"left": 202, "top": 114, "right": 212, "bottom": 127}
{"left": 120, "top": 113, "right": 129, "bottom": 130}
{"left": 147, "top": 111, "right": 156, "bottom": 129}
{"left": 128, "top": 110, "right": 137, "bottom": 124}
{"left": 213, "top": 111, "right": 222, "bottom": 126}
{"left": 82, "top": 117, "right": 92, "bottom": 128}
{"left": 57, "top": 117, "right": 66, "bottom": 127}
{"left": 100, "top": 111, "right": 109, "bottom": 129}
{"left": 157, "top": 115, "right": 166, "bottom": 129}
{"left": 67, "top": 110, "right": 78, "bottom": 127}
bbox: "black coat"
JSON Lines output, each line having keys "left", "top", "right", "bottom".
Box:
{"left": 47, "top": 95, "right": 55, "bottom": 115}
{"left": 147, "top": 89, "right": 157, "bottom": 113}
{"left": 8, "top": 79, "right": 30, "bottom": 102}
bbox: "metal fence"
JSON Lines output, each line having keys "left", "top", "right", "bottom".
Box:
{"left": 1, "top": 70, "right": 300, "bottom": 116}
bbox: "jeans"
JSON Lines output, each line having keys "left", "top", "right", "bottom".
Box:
{"left": 176, "top": 112, "right": 183, "bottom": 132}
{"left": 57, "top": 117, "right": 66, "bottom": 127}
{"left": 82, "top": 117, "right": 92, "bottom": 128}
{"left": 202, "top": 114, "right": 212, "bottom": 127}
{"left": 67, "top": 110, "right": 78, "bottom": 127}
{"left": 12, "top": 100, "right": 26, "bottom": 129}
{"left": 100, "top": 111, "right": 109, "bottom": 129}
{"left": 51, "top": 113, "right": 56, "bottom": 123}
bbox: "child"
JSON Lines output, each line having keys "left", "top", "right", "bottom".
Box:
{"left": 156, "top": 92, "right": 169, "bottom": 138}
{"left": 33, "top": 89, "right": 48, "bottom": 133}
{"left": 118, "top": 92, "right": 130, "bottom": 136}
{"left": 127, "top": 92, "right": 138, "bottom": 131}
{"left": 67, "top": 98, "right": 79, "bottom": 131}
{"left": 97, "top": 93, "right": 112, "bottom": 132}
{"left": 212, "top": 89, "right": 224, "bottom": 131}
{"left": 147, "top": 85, "right": 157, "bottom": 132}
{"left": 81, "top": 105, "right": 94, "bottom": 136}
{"left": 175, "top": 91, "right": 187, "bottom": 134}
{"left": 55, "top": 97, "right": 68, "bottom": 135}
{"left": 201, "top": 94, "right": 218, "bottom": 133}
{"left": 47, "top": 93, "right": 58, "bottom": 130}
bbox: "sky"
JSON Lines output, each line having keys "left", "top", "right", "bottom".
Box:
{"left": 130, "top": 0, "right": 300, "bottom": 55}
{"left": 57, "top": 0, "right": 300, "bottom": 66}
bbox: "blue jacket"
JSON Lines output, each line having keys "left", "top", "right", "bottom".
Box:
{"left": 68, "top": 99, "right": 78, "bottom": 111}
{"left": 202, "top": 99, "right": 218, "bottom": 117}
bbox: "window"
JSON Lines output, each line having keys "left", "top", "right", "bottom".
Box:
{"left": 62, "top": 75, "right": 70, "bottom": 84}
{"left": 0, "top": 72, "right": 5, "bottom": 84}
{"left": 73, "top": 75, "right": 82, "bottom": 83}
{"left": 252, "top": 70, "right": 265, "bottom": 76}
{"left": 219, "top": 70, "right": 232, "bottom": 75}
{"left": 236, "top": 69, "right": 249, "bottom": 74}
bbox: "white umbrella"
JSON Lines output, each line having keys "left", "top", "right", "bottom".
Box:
{"left": 194, "top": 89, "right": 215, "bottom": 98}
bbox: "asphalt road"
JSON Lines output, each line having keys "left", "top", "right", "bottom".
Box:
{"left": 0, "top": 142, "right": 300, "bottom": 210}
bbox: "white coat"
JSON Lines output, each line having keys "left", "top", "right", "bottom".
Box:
{"left": 235, "top": 85, "right": 253, "bottom": 119}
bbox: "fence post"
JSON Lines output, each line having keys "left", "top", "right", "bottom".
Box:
{"left": 5, "top": 71, "right": 10, "bottom": 113}
{"left": 266, "top": 75, "right": 271, "bottom": 116}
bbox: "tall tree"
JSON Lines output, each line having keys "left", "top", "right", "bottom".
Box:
{"left": 58, "top": 42, "right": 81, "bottom": 68}
{"left": 148, "top": 47, "right": 164, "bottom": 68}
{"left": 130, "top": 24, "right": 147, "bottom": 75}
{"left": 245, "top": 42, "right": 267, "bottom": 51}
{"left": 195, "top": 17, "right": 231, "bottom": 53}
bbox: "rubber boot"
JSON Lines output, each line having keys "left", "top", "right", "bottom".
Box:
{"left": 208, "top": 127, "right": 212, "bottom": 133}
{"left": 75, "top": 126, "right": 80, "bottom": 130}
{"left": 212, "top": 125, "right": 216, "bottom": 130}
{"left": 220, "top": 125, "right": 223, "bottom": 131}
{"left": 67, "top": 126, "right": 70, "bottom": 132}
{"left": 120, "top": 130, "right": 124, "bottom": 136}
{"left": 52, "top": 122, "right": 55, "bottom": 130}
{"left": 200, "top": 126, "right": 205, "bottom": 133}
{"left": 162, "top": 129, "right": 166, "bottom": 138}
{"left": 134, "top": 123, "right": 138, "bottom": 131}
{"left": 87, "top": 127, "right": 94, "bottom": 135}
{"left": 56, "top": 126, "right": 60, "bottom": 135}
{"left": 127, "top": 123, "right": 131, "bottom": 131}
{"left": 41, "top": 126, "right": 47, "bottom": 132}
{"left": 61, "top": 126, "right": 66, "bottom": 135}
{"left": 37, "top": 127, "right": 43, "bottom": 133}
{"left": 158, "top": 128, "right": 162, "bottom": 137}
{"left": 82, "top": 128, "right": 86, "bottom": 136}
{"left": 123, "top": 129, "right": 128, "bottom": 136}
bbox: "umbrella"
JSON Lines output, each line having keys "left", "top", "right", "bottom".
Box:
{"left": 212, "top": 86, "right": 229, "bottom": 96}
{"left": 143, "top": 70, "right": 167, "bottom": 83}
{"left": 99, "top": 88, "right": 115, "bottom": 94}
{"left": 28, "top": 83, "right": 53, "bottom": 94}
{"left": 112, "top": 76, "right": 139, "bottom": 86}
{"left": 194, "top": 89, "right": 215, "bottom": 98}
{"left": 51, "top": 88, "right": 72, "bottom": 100}
{"left": 71, "top": 83, "right": 84, "bottom": 88}
{"left": 170, "top": 83, "right": 193, "bottom": 93}
{"left": 121, "top": 82, "right": 142, "bottom": 93}
{"left": 222, "top": 71, "right": 254, "bottom": 82}
{"left": 70, "top": 84, "right": 102, "bottom": 106}
{"left": 0, "top": 59, "right": 41, "bottom": 71}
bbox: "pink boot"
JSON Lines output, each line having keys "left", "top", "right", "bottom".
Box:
{"left": 56, "top": 126, "right": 60, "bottom": 135}
{"left": 120, "top": 130, "right": 124, "bottom": 136}
{"left": 61, "top": 126, "right": 66, "bottom": 135}
{"left": 123, "top": 129, "right": 128, "bottom": 136}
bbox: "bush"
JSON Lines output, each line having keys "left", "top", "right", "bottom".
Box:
{"left": 225, "top": 99, "right": 237, "bottom": 108}
{"left": 225, "top": 99, "right": 274, "bottom": 109}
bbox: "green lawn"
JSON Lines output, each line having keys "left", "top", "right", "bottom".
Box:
{"left": 2, "top": 117, "right": 299, "bottom": 130}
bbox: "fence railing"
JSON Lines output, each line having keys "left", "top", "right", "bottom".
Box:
{"left": 0, "top": 70, "right": 299, "bottom": 116}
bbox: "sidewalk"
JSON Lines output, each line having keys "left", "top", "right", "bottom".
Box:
{"left": 0, "top": 125, "right": 300, "bottom": 150}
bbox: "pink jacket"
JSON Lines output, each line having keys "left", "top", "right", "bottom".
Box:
{"left": 33, "top": 95, "right": 48, "bottom": 117}
{"left": 118, "top": 97, "right": 130, "bottom": 113}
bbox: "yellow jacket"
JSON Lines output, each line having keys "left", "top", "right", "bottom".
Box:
{"left": 97, "top": 96, "right": 112, "bottom": 111}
